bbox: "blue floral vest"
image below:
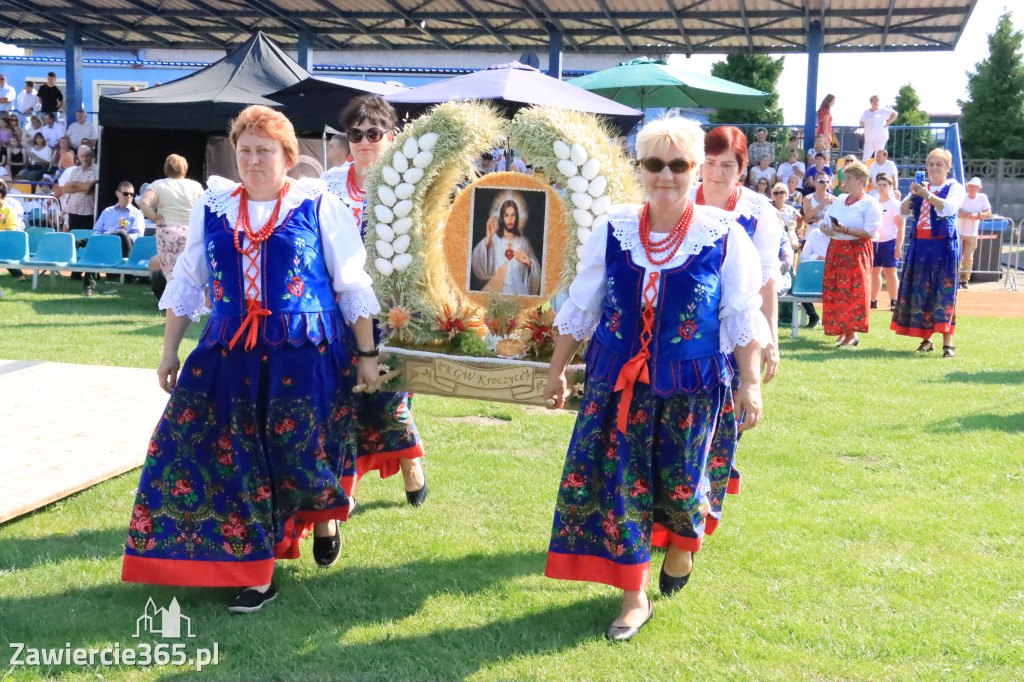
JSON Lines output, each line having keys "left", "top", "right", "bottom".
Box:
{"left": 911, "top": 182, "right": 956, "bottom": 240}
{"left": 587, "top": 221, "right": 733, "bottom": 397}
{"left": 200, "top": 195, "right": 346, "bottom": 349}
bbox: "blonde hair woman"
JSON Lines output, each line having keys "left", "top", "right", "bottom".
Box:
{"left": 138, "top": 154, "right": 204, "bottom": 298}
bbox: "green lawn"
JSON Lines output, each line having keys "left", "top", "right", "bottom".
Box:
{"left": 1, "top": 275, "right": 1023, "bottom": 681}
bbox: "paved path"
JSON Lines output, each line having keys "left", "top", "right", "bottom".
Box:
{"left": 0, "top": 360, "right": 168, "bottom": 524}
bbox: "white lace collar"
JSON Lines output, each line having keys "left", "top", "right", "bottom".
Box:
{"left": 608, "top": 202, "right": 733, "bottom": 265}
{"left": 690, "top": 184, "right": 771, "bottom": 219}
{"left": 202, "top": 177, "right": 327, "bottom": 225}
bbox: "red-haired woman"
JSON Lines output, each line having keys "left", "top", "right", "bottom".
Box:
{"left": 816, "top": 94, "right": 835, "bottom": 146}
{"left": 122, "top": 105, "right": 382, "bottom": 612}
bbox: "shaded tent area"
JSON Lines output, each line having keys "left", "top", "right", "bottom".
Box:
{"left": 98, "top": 31, "right": 322, "bottom": 204}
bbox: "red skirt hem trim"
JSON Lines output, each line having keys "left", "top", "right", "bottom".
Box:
{"left": 890, "top": 321, "right": 955, "bottom": 338}
{"left": 726, "top": 477, "right": 741, "bottom": 495}
{"left": 650, "top": 523, "right": 705, "bottom": 551}
{"left": 343, "top": 443, "right": 424, "bottom": 496}
{"left": 545, "top": 551, "right": 650, "bottom": 591}
{"left": 122, "top": 555, "right": 275, "bottom": 587}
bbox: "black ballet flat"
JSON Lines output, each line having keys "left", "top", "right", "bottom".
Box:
{"left": 659, "top": 555, "right": 694, "bottom": 597}
{"left": 406, "top": 480, "right": 428, "bottom": 507}
{"left": 943, "top": 345, "right": 956, "bottom": 359}
{"left": 916, "top": 340, "right": 934, "bottom": 353}
{"left": 312, "top": 523, "right": 341, "bottom": 567}
{"left": 606, "top": 597, "right": 653, "bottom": 642}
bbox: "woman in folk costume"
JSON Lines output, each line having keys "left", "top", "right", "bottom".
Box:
{"left": 543, "top": 117, "right": 770, "bottom": 641}
{"left": 122, "top": 106, "right": 382, "bottom": 612}
{"left": 692, "top": 126, "right": 782, "bottom": 515}
{"left": 891, "top": 148, "right": 966, "bottom": 358}
{"left": 322, "top": 95, "right": 428, "bottom": 506}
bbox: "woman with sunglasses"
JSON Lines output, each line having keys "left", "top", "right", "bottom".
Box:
{"left": 543, "top": 117, "right": 770, "bottom": 641}
{"left": 324, "top": 95, "right": 428, "bottom": 507}
{"left": 123, "top": 105, "right": 382, "bottom": 612}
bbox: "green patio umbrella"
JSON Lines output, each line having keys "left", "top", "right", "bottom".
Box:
{"left": 568, "top": 57, "right": 769, "bottom": 111}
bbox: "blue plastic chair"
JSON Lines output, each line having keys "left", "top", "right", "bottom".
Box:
{"left": 26, "top": 227, "right": 54, "bottom": 256}
{"left": 0, "top": 230, "right": 29, "bottom": 266}
{"left": 790, "top": 260, "right": 825, "bottom": 297}
{"left": 124, "top": 236, "right": 158, "bottom": 270}
{"left": 70, "top": 229, "right": 95, "bottom": 241}
{"left": 77, "top": 234, "right": 125, "bottom": 269}
{"left": 23, "top": 231, "right": 75, "bottom": 289}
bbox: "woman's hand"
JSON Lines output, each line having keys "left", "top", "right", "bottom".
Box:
{"left": 356, "top": 357, "right": 381, "bottom": 393}
{"left": 821, "top": 223, "right": 835, "bottom": 237}
{"left": 543, "top": 371, "right": 568, "bottom": 409}
{"left": 734, "top": 383, "right": 763, "bottom": 433}
{"left": 157, "top": 351, "right": 180, "bottom": 394}
{"left": 910, "top": 182, "right": 929, "bottom": 199}
{"left": 761, "top": 343, "right": 779, "bottom": 383}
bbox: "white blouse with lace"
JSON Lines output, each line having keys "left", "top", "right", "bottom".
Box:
{"left": 159, "top": 178, "right": 380, "bottom": 325}
{"left": 553, "top": 203, "right": 772, "bottom": 354}
{"left": 692, "top": 184, "right": 783, "bottom": 287}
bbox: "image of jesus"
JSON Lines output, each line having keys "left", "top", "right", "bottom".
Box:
{"left": 470, "top": 198, "right": 541, "bottom": 296}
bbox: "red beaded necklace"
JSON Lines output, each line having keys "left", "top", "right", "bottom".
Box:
{"left": 638, "top": 200, "right": 695, "bottom": 266}
{"left": 696, "top": 183, "right": 741, "bottom": 211}
{"left": 845, "top": 192, "right": 864, "bottom": 206}
{"left": 347, "top": 164, "right": 366, "bottom": 204}
{"left": 230, "top": 182, "right": 289, "bottom": 255}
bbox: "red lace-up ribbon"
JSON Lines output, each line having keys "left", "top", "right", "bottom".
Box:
{"left": 229, "top": 298, "right": 273, "bottom": 351}
{"left": 614, "top": 272, "right": 659, "bottom": 434}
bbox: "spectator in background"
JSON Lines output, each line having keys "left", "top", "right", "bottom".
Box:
{"left": 0, "top": 182, "right": 25, "bottom": 280}
{"left": 62, "top": 145, "right": 98, "bottom": 230}
{"left": 777, "top": 148, "right": 805, "bottom": 187}
{"left": 747, "top": 127, "right": 775, "bottom": 166}
{"left": 803, "top": 153, "right": 833, "bottom": 194}
{"left": 66, "top": 109, "right": 98, "bottom": 148}
{"left": 754, "top": 176, "right": 771, "bottom": 198}
{"left": 7, "top": 133, "right": 24, "bottom": 178}
{"left": 507, "top": 149, "right": 528, "bottom": 173}
{"left": 0, "top": 74, "right": 15, "bottom": 115}
{"left": 22, "top": 114, "right": 42, "bottom": 147}
{"left": 772, "top": 181, "right": 802, "bottom": 246}
{"left": 869, "top": 148, "right": 898, "bottom": 191}
{"left": 870, "top": 174, "right": 905, "bottom": 310}
{"left": 786, "top": 173, "right": 803, "bottom": 208}
{"left": 21, "top": 132, "right": 51, "bottom": 181}
{"left": 860, "top": 95, "right": 897, "bottom": 162}
{"left": 803, "top": 172, "right": 835, "bottom": 236}
{"left": 816, "top": 94, "right": 835, "bottom": 147}
{"left": 41, "top": 112, "right": 64, "bottom": 148}
{"left": 37, "top": 73, "right": 63, "bottom": 116}
{"left": 50, "top": 136, "right": 73, "bottom": 170}
{"left": 15, "top": 81, "right": 39, "bottom": 122}
{"left": 747, "top": 154, "right": 776, "bottom": 190}
{"left": 806, "top": 132, "right": 829, "bottom": 166}
{"left": 78, "top": 180, "right": 144, "bottom": 296}
{"left": 326, "top": 133, "right": 350, "bottom": 169}
{"left": 956, "top": 177, "right": 992, "bottom": 289}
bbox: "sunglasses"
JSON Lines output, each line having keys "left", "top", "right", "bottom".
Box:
{"left": 637, "top": 157, "right": 696, "bottom": 174}
{"left": 119, "top": 191, "right": 135, "bottom": 197}
{"left": 347, "top": 127, "right": 386, "bottom": 143}
{"left": 772, "top": 190, "right": 787, "bottom": 195}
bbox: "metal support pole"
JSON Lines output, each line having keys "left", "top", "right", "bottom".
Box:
{"left": 803, "top": 21, "right": 823, "bottom": 150}
{"left": 547, "top": 24, "right": 563, "bottom": 79}
{"left": 297, "top": 30, "right": 314, "bottom": 72}
{"left": 65, "top": 23, "right": 83, "bottom": 115}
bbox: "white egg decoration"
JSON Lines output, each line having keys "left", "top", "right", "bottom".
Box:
{"left": 576, "top": 245, "right": 584, "bottom": 259}
{"left": 571, "top": 192, "right": 593, "bottom": 211}
{"left": 392, "top": 234, "right": 411, "bottom": 254}
{"left": 592, "top": 213, "right": 611, "bottom": 228}
{"left": 392, "top": 253, "right": 414, "bottom": 272}
{"left": 374, "top": 204, "right": 394, "bottom": 224}
{"left": 376, "top": 240, "right": 395, "bottom": 259}
{"left": 567, "top": 176, "right": 589, "bottom": 194}
{"left": 375, "top": 258, "right": 394, "bottom": 276}
{"left": 573, "top": 209, "right": 594, "bottom": 228}
{"left": 570, "top": 143, "right": 589, "bottom": 166}
{"left": 381, "top": 165, "right": 401, "bottom": 187}
{"left": 591, "top": 195, "right": 611, "bottom": 216}
{"left": 581, "top": 158, "right": 601, "bottom": 180}
{"left": 376, "top": 224, "right": 395, "bottom": 242}
{"left": 393, "top": 199, "right": 413, "bottom": 218}
{"left": 402, "top": 167, "right": 424, "bottom": 184}
{"left": 553, "top": 140, "right": 571, "bottom": 160}
{"left": 394, "top": 182, "right": 415, "bottom": 201}
{"left": 376, "top": 185, "right": 397, "bottom": 207}
{"left": 417, "top": 132, "right": 438, "bottom": 151}
{"left": 588, "top": 175, "right": 607, "bottom": 197}
{"left": 402, "top": 136, "right": 419, "bottom": 159}
{"left": 556, "top": 159, "right": 578, "bottom": 178}
{"left": 393, "top": 216, "right": 413, "bottom": 235}
{"left": 391, "top": 151, "right": 409, "bottom": 173}
{"left": 412, "top": 150, "right": 433, "bottom": 168}
{"left": 577, "top": 227, "right": 593, "bottom": 243}
{"left": 576, "top": 261, "right": 584, "bottom": 273}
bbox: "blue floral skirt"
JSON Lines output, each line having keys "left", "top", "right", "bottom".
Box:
{"left": 891, "top": 235, "right": 959, "bottom": 338}
{"left": 122, "top": 339, "right": 357, "bottom": 587}
{"left": 347, "top": 391, "right": 423, "bottom": 497}
{"left": 545, "top": 373, "right": 737, "bottom": 591}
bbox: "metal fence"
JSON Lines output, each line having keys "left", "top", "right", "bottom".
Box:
{"left": 9, "top": 193, "right": 61, "bottom": 231}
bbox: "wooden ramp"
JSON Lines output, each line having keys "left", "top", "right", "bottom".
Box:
{"left": 0, "top": 360, "right": 169, "bottom": 524}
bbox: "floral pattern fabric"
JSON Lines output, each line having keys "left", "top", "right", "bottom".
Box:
{"left": 891, "top": 234, "right": 959, "bottom": 339}
{"left": 545, "top": 372, "right": 736, "bottom": 592}
{"left": 155, "top": 223, "right": 189, "bottom": 280}
{"left": 347, "top": 390, "right": 423, "bottom": 495}
{"left": 822, "top": 238, "right": 873, "bottom": 335}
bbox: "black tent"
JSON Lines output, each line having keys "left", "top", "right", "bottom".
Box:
{"left": 97, "top": 32, "right": 317, "bottom": 207}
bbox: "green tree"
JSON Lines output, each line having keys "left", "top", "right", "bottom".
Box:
{"left": 889, "top": 83, "right": 932, "bottom": 161}
{"left": 708, "top": 54, "right": 785, "bottom": 125}
{"left": 958, "top": 11, "right": 1024, "bottom": 159}
{"left": 893, "top": 83, "right": 929, "bottom": 126}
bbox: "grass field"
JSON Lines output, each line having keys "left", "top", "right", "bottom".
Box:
{"left": 1, "top": 276, "right": 1023, "bottom": 681}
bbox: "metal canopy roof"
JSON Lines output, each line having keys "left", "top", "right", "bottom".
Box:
{"left": 0, "top": 0, "right": 978, "bottom": 55}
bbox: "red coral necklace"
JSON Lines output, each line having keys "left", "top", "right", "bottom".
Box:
{"left": 696, "top": 183, "right": 741, "bottom": 211}
{"left": 639, "top": 200, "right": 695, "bottom": 266}
{"left": 231, "top": 182, "right": 289, "bottom": 255}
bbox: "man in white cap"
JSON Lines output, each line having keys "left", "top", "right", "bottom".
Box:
{"left": 956, "top": 177, "right": 992, "bottom": 289}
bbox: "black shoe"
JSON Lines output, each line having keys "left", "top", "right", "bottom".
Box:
{"left": 943, "top": 345, "right": 956, "bottom": 359}
{"left": 606, "top": 596, "right": 654, "bottom": 642}
{"left": 805, "top": 315, "right": 820, "bottom": 329}
{"left": 659, "top": 557, "right": 693, "bottom": 597}
{"left": 959, "top": 282, "right": 968, "bottom": 289}
{"left": 83, "top": 287, "right": 94, "bottom": 297}
{"left": 916, "top": 340, "right": 934, "bottom": 353}
{"left": 870, "top": 300, "right": 878, "bottom": 309}
{"left": 227, "top": 583, "right": 277, "bottom": 613}
{"left": 406, "top": 480, "right": 428, "bottom": 507}
{"left": 74, "top": 239, "right": 87, "bottom": 248}
{"left": 312, "top": 523, "right": 341, "bottom": 567}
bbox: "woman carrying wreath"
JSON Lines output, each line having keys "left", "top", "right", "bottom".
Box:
{"left": 543, "top": 117, "right": 770, "bottom": 641}
{"left": 891, "top": 148, "right": 965, "bottom": 358}
{"left": 122, "top": 105, "right": 382, "bottom": 612}
{"left": 324, "top": 95, "right": 428, "bottom": 506}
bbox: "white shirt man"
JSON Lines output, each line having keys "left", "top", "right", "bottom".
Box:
{"left": 860, "top": 95, "right": 897, "bottom": 162}
{"left": 801, "top": 226, "right": 831, "bottom": 261}
{"left": 66, "top": 110, "right": 98, "bottom": 147}
{"left": 40, "top": 113, "right": 65, "bottom": 148}
{"left": 956, "top": 177, "right": 993, "bottom": 287}
{"left": 869, "top": 149, "right": 898, "bottom": 189}
{"left": 777, "top": 150, "right": 806, "bottom": 186}
{"left": 0, "top": 74, "right": 16, "bottom": 114}
{"left": 14, "top": 81, "right": 39, "bottom": 119}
